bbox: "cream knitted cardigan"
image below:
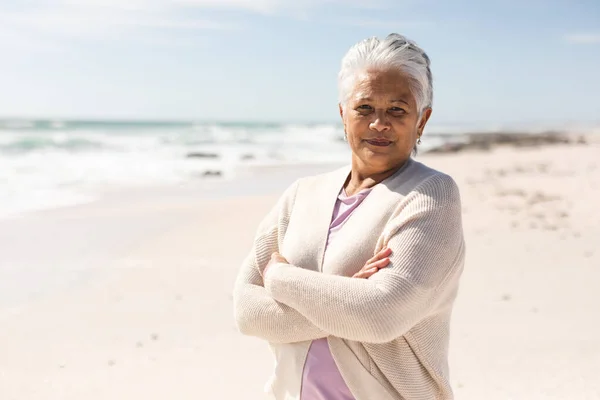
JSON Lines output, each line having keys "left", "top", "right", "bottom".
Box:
{"left": 233, "top": 158, "right": 466, "bottom": 400}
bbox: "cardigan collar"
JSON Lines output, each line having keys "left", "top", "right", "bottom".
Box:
{"left": 312, "top": 158, "right": 415, "bottom": 271}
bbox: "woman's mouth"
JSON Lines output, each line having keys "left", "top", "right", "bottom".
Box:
{"left": 365, "top": 139, "right": 393, "bottom": 147}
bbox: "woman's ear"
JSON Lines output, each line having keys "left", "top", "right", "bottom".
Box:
{"left": 339, "top": 103, "right": 347, "bottom": 133}
{"left": 418, "top": 108, "right": 433, "bottom": 134}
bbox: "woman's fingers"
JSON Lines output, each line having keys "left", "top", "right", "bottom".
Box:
{"left": 353, "top": 257, "right": 390, "bottom": 278}
{"left": 366, "top": 247, "right": 392, "bottom": 264}
{"left": 356, "top": 266, "right": 380, "bottom": 278}
{"left": 368, "top": 257, "right": 391, "bottom": 270}
{"left": 353, "top": 268, "right": 375, "bottom": 278}
{"left": 352, "top": 248, "right": 393, "bottom": 279}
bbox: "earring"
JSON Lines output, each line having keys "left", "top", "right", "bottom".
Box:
{"left": 344, "top": 132, "right": 348, "bottom": 141}
{"left": 417, "top": 136, "right": 422, "bottom": 145}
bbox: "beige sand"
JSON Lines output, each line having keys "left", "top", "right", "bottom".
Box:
{"left": 0, "top": 142, "right": 598, "bottom": 399}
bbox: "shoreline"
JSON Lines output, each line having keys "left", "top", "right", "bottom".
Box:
{"left": 0, "top": 161, "right": 346, "bottom": 221}
{"left": 2, "top": 129, "right": 598, "bottom": 220}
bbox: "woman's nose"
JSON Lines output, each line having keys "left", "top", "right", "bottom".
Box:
{"left": 369, "top": 111, "right": 391, "bottom": 132}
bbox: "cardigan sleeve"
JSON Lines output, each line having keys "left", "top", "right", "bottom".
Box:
{"left": 232, "top": 180, "right": 328, "bottom": 344}
{"left": 263, "top": 173, "right": 465, "bottom": 344}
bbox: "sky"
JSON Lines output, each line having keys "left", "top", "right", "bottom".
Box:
{"left": 1, "top": 0, "right": 599, "bottom": 127}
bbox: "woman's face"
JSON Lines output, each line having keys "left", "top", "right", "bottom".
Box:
{"left": 340, "top": 68, "right": 432, "bottom": 175}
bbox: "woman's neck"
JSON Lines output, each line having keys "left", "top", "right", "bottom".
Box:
{"left": 344, "top": 159, "right": 409, "bottom": 196}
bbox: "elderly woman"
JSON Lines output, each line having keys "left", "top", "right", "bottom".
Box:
{"left": 233, "top": 33, "right": 465, "bottom": 400}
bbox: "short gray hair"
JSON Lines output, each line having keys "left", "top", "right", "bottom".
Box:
{"left": 338, "top": 33, "right": 433, "bottom": 115}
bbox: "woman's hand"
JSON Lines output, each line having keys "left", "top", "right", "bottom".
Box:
{"left": 262, "top": 252, "right": 288, "bottom": 279}
{"left": 352, "top": 247, "right": 392, "bottom": 279}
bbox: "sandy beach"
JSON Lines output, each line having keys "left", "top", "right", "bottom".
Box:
{"left": 1, "top": 140, "right": 599, "bottom": 399}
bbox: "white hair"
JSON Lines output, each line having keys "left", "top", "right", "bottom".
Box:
{"left": 338, "top": 33, "right": 433, "bottom": 115}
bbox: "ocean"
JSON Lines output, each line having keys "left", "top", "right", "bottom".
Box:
{"left": 0, "top": 118, "right": 528, "bottom": 218}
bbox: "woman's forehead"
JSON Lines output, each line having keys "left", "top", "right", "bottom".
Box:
{"left": 350, "top": 70, "right": 414, "bottom": 103}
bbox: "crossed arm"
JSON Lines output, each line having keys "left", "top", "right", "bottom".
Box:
{"left": 232, "top": 174, "right": 465, "bottom": 344}
{"left": 233, "top": 240, "right": 328, "bottom": 344}
{"left": 232, "top": 181, "right": 327, "bottom": 344}
{"left": 233, "top": 227, "right": 391, "bottom": 344}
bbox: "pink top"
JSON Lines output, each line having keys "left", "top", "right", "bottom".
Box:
{"left": 300, "top": 186, "right": 373, "bottom": 400}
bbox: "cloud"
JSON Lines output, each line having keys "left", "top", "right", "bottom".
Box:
{"left": 0, "top": 25, "right": 66, "bottom": 53}
{"left": 54, "top": 0, "right": 393, "bottom": 16}
{"left": 0, "top": 8, "right": 239, "bottom": 37}
{"left": 0, "top": 1, "right": 243, "bottom": 52}
{"left": 0, "top": 0, "right": 397, "bottom": 51}
{"left": 563, "top": 33, "right": 600, "bottom": 44}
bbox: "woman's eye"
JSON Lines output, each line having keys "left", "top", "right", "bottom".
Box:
{"left": 357, "top": 105, "right": 372, "bottom": 111}
{"left": 389, "top": 107, "right": 406, "bottom": 114}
